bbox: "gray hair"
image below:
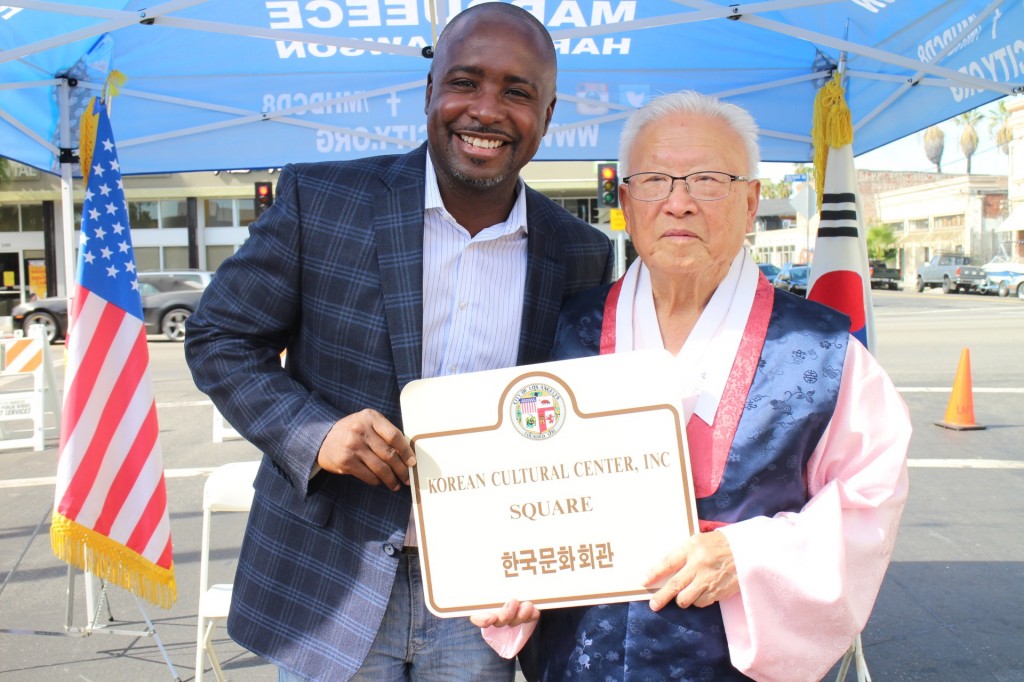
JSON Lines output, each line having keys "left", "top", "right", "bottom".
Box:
{"left": 617, "top": 91, "right": 760, "bottom": 178}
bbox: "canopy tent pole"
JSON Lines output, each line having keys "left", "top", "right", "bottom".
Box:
{"left": 56, "top": 78, "right": 75, "bottom": 299}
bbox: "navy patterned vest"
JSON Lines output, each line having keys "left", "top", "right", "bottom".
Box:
{"left": 522, "top": 281, "right": 850, "bottom": 681}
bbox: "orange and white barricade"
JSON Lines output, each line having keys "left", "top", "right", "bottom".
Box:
{"left": 0, "top": 326, "right": 61, "bottom": 451}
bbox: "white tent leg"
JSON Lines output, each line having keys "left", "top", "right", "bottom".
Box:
{"left": 56, "top": 77, "right": 75, "bottom": 298}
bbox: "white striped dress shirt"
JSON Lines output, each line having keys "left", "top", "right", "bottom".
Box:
{"left": 406, "top": 155, "right": 529, "bottom": 548}
{"left": 421, "top": 153, "right": 528, "bottom": 380}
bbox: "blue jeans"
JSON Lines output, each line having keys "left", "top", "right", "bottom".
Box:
{"left": 278, "top": 552, "right": 514, "bottom": 682}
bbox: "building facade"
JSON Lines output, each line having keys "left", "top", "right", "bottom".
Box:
{"left": 749, "top": 168, "right": 1012, "bottom": 286}
{"left": 876, "top": 174, "right": 1008, "bottom": 284}
{"left": 3, "top": 126, "right": 1021, "bottom": 315}
{"left": 0, "top": 160, "right": 617, "bottom": 315}
{"left": 998, "top": 97, "right": 1024, "bottom": 258}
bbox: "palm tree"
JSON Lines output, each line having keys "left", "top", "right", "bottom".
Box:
{"left": 759, "top": 178, "right": 791, "bottom": 199}
{"left": 989, "top": 100, "right": 1012, "bottom": 155}
{"left": 923, "top": 125, "right": 945, "bottom": 172}
{"left": 867, "top": 224, "right": 897, "bottom": 261}
{"left": 0, "top": 156, "right": 10, "bottom": 186}
{"left": 956, "top": 110, "right": 984, "bottom": 173}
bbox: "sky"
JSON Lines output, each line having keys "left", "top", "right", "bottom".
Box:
{"left": 761, "top": 101, "right": 1011, "bottom": 182}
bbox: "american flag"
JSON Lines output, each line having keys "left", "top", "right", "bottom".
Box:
{"left": 50, "top": 97, "right": 176, "bottom": 608}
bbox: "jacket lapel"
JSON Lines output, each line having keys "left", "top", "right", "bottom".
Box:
{"left": 518, "top": 188, "right": 567, "bottom": 365}
{"left": 374, "top": 146, "right": 427, "bottom": 390}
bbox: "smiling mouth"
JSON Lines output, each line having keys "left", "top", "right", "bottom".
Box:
{"left": 459, "top": 134, "right": 505, "bottom": 149}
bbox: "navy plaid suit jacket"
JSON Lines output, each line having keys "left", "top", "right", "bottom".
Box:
{"left": 184, "top": 144, "right": 613, "bottom": 681}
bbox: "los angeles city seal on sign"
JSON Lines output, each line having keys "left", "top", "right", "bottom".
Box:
{"left": 510, "top": 383, "right": 565, "bottom": 439}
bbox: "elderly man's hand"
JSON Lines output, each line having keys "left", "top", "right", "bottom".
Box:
{"left": 644, "top": 530, "right": 739, "bottom": 610}
{"left": 316, "top": 409, "right": 416, "bottom": 491}
{"left": 469, "top": 599, "right": 540, "bottom": 628}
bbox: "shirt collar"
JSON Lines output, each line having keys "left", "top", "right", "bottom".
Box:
{"left": 627, "top": 247, "right": 758, "bottom": 424}
{"left": 424, "top": 150, "right": 528, "bottom": 235}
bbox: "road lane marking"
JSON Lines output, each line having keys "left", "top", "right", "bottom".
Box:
{"left": 909, "top": 459, "right": 1024, "bottom": 469}
{"left": 896, "top": 387, "right": 1024, "bottom": 393}
{"left": 0, "top": 467, "right": 220, "bottom": 489}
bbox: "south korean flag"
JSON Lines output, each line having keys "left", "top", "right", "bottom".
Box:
{"left": 807, "top": 144, "right": 876, "bottom": 352}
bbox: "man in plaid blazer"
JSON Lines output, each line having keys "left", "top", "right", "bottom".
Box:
{"left": 184, "top": 5, "right": 612, "bottom": 681}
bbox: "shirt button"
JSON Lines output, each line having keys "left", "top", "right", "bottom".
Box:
{"left": 448, "top": 364, "right": 457, "bottom": 373}
{"left": 458, "top": 301, "right": 468, "bottom": 310}
{"left": 383, "top": 543, "right": 397, "bottom": 556}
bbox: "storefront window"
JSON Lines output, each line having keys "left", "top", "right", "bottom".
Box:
{"left": 206, "top": 245, "right": 236, "bottom": 270}
{"left": 0, "top": 205, "right": 18, "bottom": 232}
{"left": 129, "top": 201, "right": 159, "bottom": 228}
{"left": 21, "top": 204, "right": 44, "bottom": 232}
{"left": 163, "top": 246, "right": 189, "bottom": 269}
{"left": 238, "top": 198, "right": 258, "bottom": 225}
{"left": 0, "top": 204, "right": 45, "bottom": 232}
{"left": 134, "top": 247, "right": 160, "bottom": 271}
{"left": 160, "top": 199, "right": 189, "bottom": 228}
{"left": 205, "top": 198, "right": 235, "bottom": 227}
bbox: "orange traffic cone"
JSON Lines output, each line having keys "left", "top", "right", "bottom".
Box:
{"left": 935, "top": 348, "right": 986, "bottom": 431}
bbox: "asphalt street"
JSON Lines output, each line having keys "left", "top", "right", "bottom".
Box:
{"left": 1, "top": 289, "right": 1022, "bottom": 681}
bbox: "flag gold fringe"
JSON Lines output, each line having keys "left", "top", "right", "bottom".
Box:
{"left": 50, "top": 512, "right": 177, "bottom": 609}
{"left": 811, "top": 71, "right": 853, "bottom": 212}
{"left": 78, "top": 72, "right": 127, "bottom": 185}
{"left": 78, "top": 97, "right": 99, "bottom": 185}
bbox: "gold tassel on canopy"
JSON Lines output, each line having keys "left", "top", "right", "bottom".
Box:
{"left": 810, "top": 71, "right": 853, "bottom": 212}
{"left": 78, "top": 71, "right": 127, "bottom": 185}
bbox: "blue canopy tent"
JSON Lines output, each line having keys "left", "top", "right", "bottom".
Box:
{"left": 2, "top": 0, "right": 1023, "bottom": 291}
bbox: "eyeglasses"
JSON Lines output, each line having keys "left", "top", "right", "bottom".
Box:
{"left": 621, "top": 171, "right": 750, "bottom": 202}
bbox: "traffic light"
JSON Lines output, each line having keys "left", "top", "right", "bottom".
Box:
{"left": 255, "top": 181, "right": 274, "bottom": 216}
{"left": 597, "top": 162, "right": 619, "bottom": 208}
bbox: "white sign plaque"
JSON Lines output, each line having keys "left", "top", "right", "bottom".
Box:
{"left": 400, "top": 350, "right": 698, "bottom": 617}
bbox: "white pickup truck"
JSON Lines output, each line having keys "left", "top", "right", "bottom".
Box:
{"left": 915, "top": 254, "right": 986, "bottom": 294}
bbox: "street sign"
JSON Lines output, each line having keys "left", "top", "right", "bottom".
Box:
{"left": 609, "top": 208, "right": 626, "bottom": 232}
{"left": 784, "top": 174, "right": 808, "bottom": 183}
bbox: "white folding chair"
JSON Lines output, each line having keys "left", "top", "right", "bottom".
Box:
{"left": 196, "top": 460, "right": 260, "bottom": 682}
{"left": 835, "top": 633, "right": 872, "bottom": 682}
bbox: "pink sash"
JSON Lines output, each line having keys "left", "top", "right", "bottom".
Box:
{"left": 599, "top": 275, "right": 776, "bottom": 531}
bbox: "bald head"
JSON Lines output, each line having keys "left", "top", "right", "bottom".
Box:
{"left": 431, "top": 3, "right": 557, "bottom": 80}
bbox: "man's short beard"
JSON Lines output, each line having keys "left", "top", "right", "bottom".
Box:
{"left": 444, "top": 148, "right": 513, "bottom": 189}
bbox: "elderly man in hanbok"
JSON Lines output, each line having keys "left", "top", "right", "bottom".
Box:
{"left": 473, "top": 91, "right": 911, "bottom": 681}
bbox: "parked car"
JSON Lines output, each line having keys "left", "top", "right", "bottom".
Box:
{"left": 757, "top": 263, "right": 781, "bottom": 284}
{"left": 10, "top": 296, "right": 68, "bottom": 344}
{"left": 142, "top": 289, "right": 205, "bottom": 341}
{"left": 979, "top": 260, "right": 1024, "bottom": 298}
{"left": 10, "top": 270, "right": 212, "bottom": 342}
{"left": 915, "top": 254, "right": 985, "bottom": 294}
{"left": 980, "top": 272, "right": 1024, "bottom": 299}
{"left": 773, "top": 263, "right": 810, "bottom": 297}
{"left": 868, "top": 260, "right": 901, "bottom": 290}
